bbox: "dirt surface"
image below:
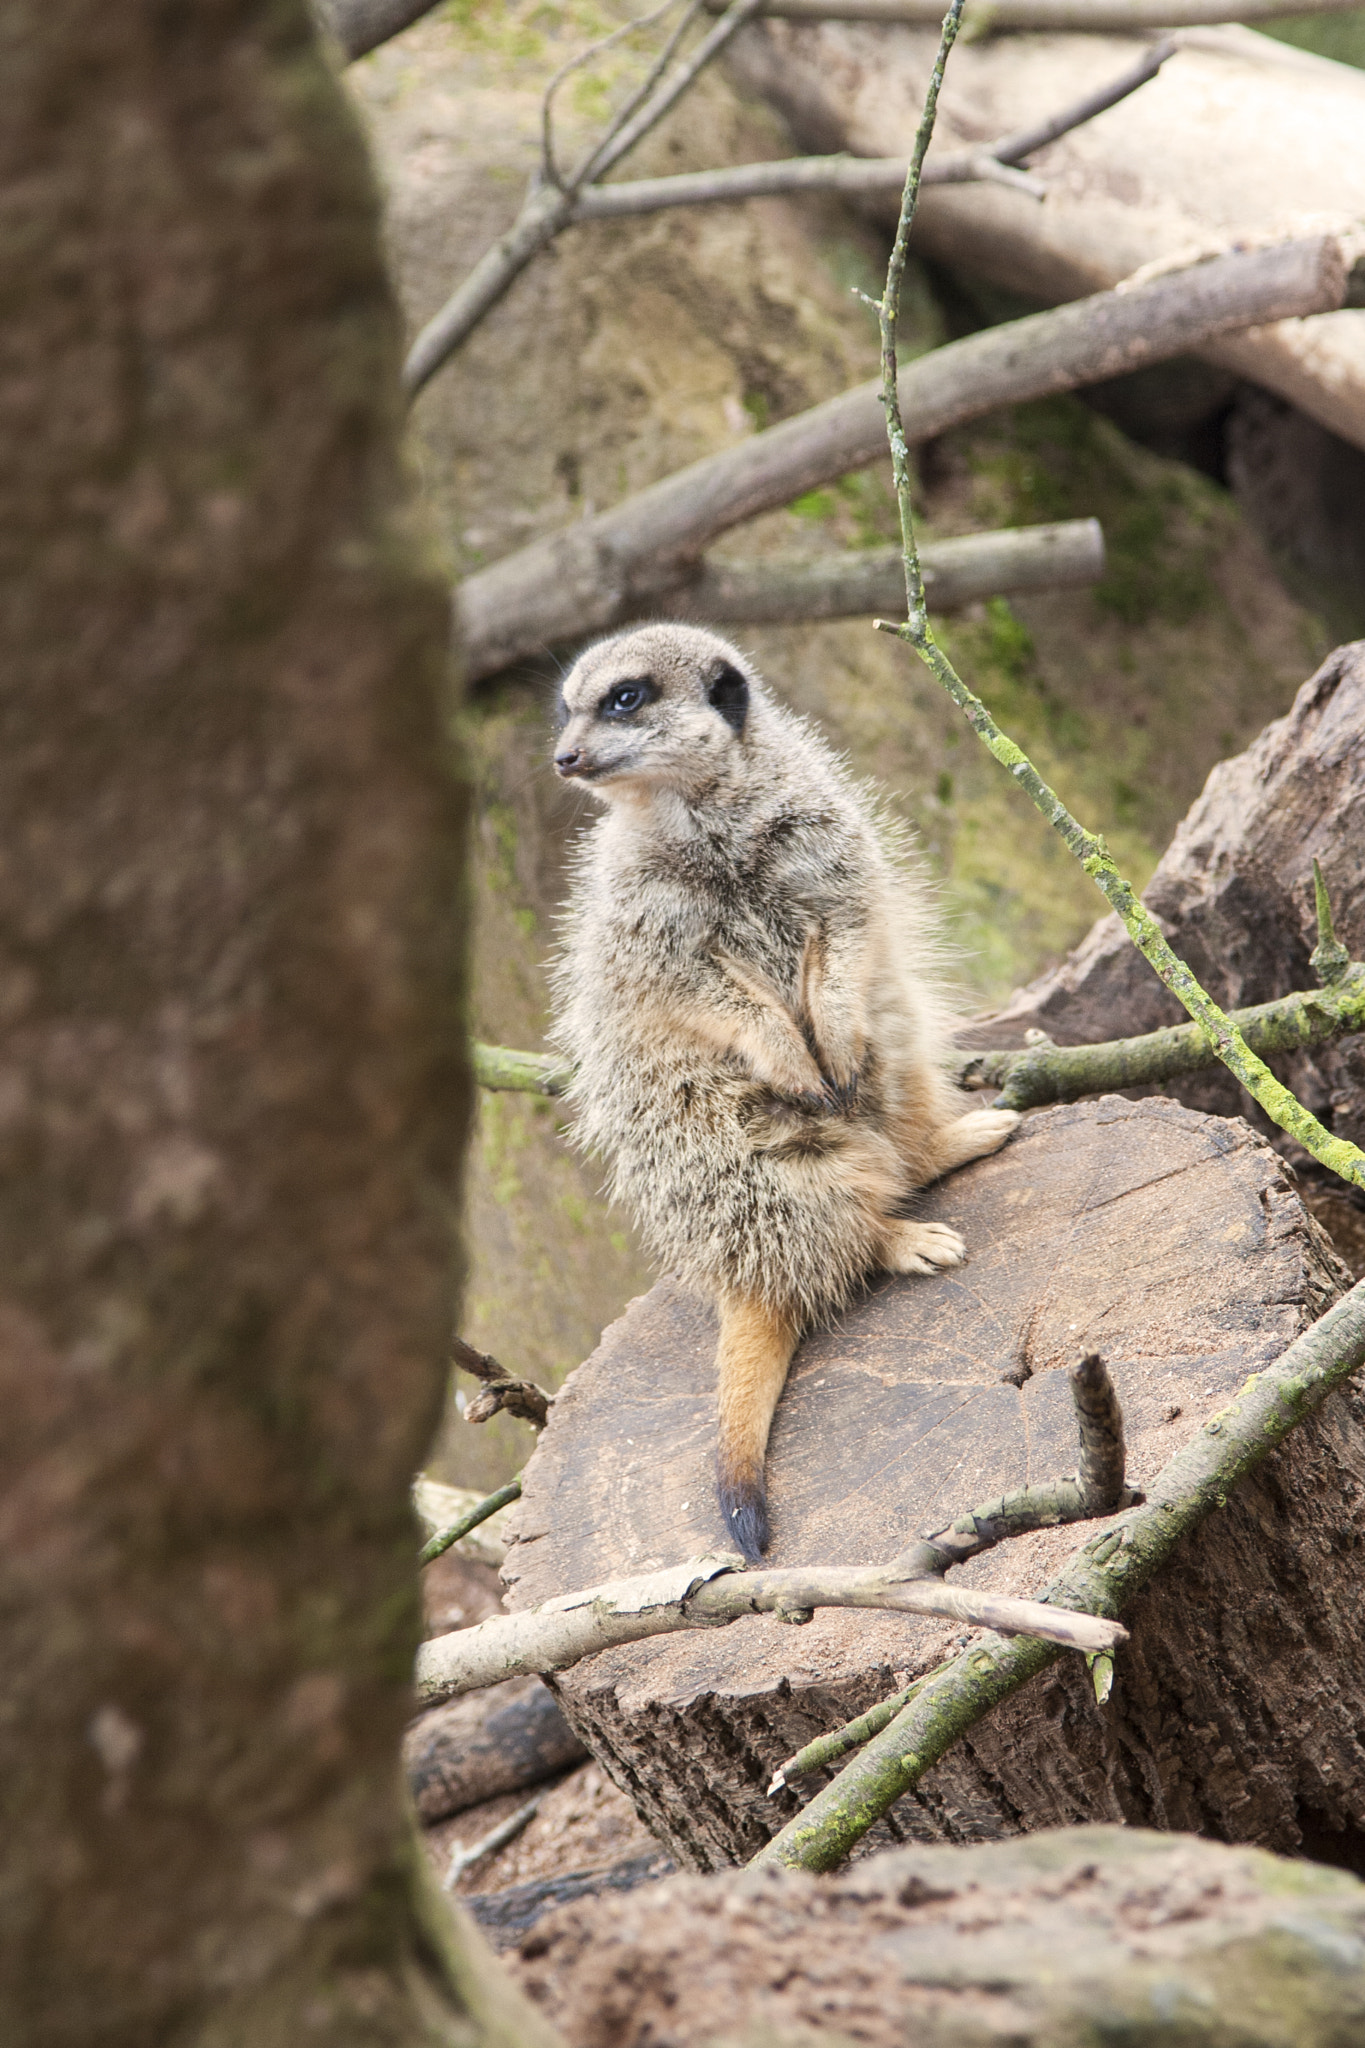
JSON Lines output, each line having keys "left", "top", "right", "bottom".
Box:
{"left": 508, "top": 1825, "right": 1365, "bottom": 2048}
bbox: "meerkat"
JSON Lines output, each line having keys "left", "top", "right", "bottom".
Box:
{"left": 550, "top": 623, "right": 1018, "bottom": 1561}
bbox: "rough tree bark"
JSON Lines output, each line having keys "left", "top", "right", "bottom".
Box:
{"left": 0, "top": 2, "right": 539, "bottom": 2043}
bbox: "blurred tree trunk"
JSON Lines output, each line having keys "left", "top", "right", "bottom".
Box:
{"left": 0, "top": 1, "right": 519, "bottom": 2040}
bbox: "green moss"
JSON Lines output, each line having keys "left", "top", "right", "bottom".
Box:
{"left": 789, "top": 487, "right": 837, "bottom": 521}
{"left": 1263, "top": 8, "right": 1365, "bottom": 68}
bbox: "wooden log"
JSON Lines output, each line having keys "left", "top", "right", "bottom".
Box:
{"left": 655, "top": 518, "right": 1104, "bottom": 623}
{"left": 502, "top": 1093, "right": 1362, "bottom": 1871}
{"left": 511, "top": 1824, "right": 1365, "bottom": 2046}
{"left": 728, "top": 17, "right": 1365, "bottom": 454}
{"left": 405, "top": 1678, "right": 589, "bottom": 1824}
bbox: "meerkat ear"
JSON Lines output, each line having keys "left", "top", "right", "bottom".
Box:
{"left": 708, "top": 661, "right": 748, "bottom": 736}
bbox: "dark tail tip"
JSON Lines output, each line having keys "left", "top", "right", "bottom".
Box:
{"left": 718, "top": 1466, "right": 769, "bottom": 1562}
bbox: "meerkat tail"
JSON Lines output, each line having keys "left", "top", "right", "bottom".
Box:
{"left": 714, "top": 1292, "right": 799, "bottom": 1562}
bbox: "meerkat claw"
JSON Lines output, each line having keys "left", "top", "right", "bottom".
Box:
{"left": 881, "top": 1220, "right": 968, "bottom": 1276}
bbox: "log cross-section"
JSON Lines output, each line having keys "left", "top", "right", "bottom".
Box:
{"left": 503, "top": 1094, "right": 1361, "bottom": 1871}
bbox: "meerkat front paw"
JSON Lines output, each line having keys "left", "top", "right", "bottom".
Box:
{"left": 879, "top": 1219, "right": 967, "bottom": 1276}
{"left": 931, "top": 1107, "right": 1021, "bottom": 1174}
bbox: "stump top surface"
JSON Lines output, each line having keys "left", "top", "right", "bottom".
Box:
{"left": 504, "top": 1096, "right": 1336, "bottom": 1709}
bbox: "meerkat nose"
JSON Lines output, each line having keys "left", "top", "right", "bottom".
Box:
{"left": 555, "top": 747, "right": 586, "bottom": 777}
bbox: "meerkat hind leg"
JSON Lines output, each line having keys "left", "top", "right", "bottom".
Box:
{"left": 715, "top": 1291, "right": 799, "bottom": 1562}
{"left": 879, "top": 1219, "right": 967, "bottom": 1276}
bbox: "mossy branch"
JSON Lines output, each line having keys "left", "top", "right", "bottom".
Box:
{"left": 753, "top": 1272, "right": 1365, "bottom": 1871}
{"left": 959, "top": 965, "right": 1365, "bottom": 1113}
{"left": 418, "top": 1480, "right": 523, "bottom": 1569}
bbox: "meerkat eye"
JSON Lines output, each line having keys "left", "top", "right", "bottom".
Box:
{"left": 600, "top": 678, "right": 656, "bottom": 720}
{"left": 708, "top": 662, "right": 748, "bottom": 736}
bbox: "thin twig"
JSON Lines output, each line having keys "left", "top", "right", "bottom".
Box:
{"left": 419, "top": 1480, "right": 523, "bottom": 1569}
{"left": 958, "top": 959, "right": 1365, "bottom": 1113}
{"left": 1312, "top": 856, "right": 1351, "bottom": 987}
{"left": 752, "top": 1273, "right": 1365, "bottom": 1871}
{"left": 541, "top": 0, "right": 690, "bottom": 191}
{"left": 576, "top": 34, "right": 1174, "bottom": 217}
{"left": 403, "top": 0, "right": 763, "bottom": 393}
{"left": 768, "top": 1663, "right": 952, "bottom": 1793}
{"left": 442, "top": 1791, "right": 545, "bottom": 1892}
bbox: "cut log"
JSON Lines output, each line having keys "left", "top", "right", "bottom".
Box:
{"left": 729, "top": 19, "right": 1365, "bottom": 454}
{"left": 502, "top": 1093, "right": 1363, "bottom": 1871}
{"left": 511, "top": 1824, "right": 1365, "bottom": 2048}
{"left": 966, "top": 640, "right": 1365, "bottom": 1265}
{"left": 406, "top": 1677, "right": 589, "bottom": 1825}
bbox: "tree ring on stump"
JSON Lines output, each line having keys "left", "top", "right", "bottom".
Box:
{"left": 504, "top": 1096, "right": 1360, "bottom": 1871}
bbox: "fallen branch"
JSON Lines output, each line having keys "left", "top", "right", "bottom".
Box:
{"left": 415, "top": 1554, "right": 1124, "bottom": 1708}
{"left": 414, "top": 1357, "right": 1134, "bottom": 1708}
{"left": 653, "top": 517, "right": 1104, "bottom": 624}
{"left": 471, "top": 950, "right": 1365, "bottom": 1108}
{"left": 442, "top": 1791, "right": 545, "bottom": 1893}
{"left": 703, "top": 0, "right": 1365, "bottom": 26}
{"left": 459, "top": 233, "right": 1344, "bottom": 680}
{"left": 754, "top": 1270, "right": 1365, "bottom": 1870}
{"left": 961, "top": 958, "right": 1365, "bottom": 1113}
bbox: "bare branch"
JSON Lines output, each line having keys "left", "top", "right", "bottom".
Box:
{"left": 700, "top": 0, "right": 1365, "bottom": 27}
{"left": 541, "top": 0, "right": 691, "bottom": 191}
{"left": 654, "top": 518, "right": 1105, "bottom": 624}
{"left": 403, "top": 0, "right": 763, "bottom": 394}
{"left": 457, "top": 234, "right": 1345, "bottom": 680}
{"left": 984, "top": 36, "right": 1175, "bottom": 165}
{"left": 413, "top": 1552, "right": 1126, "bottom": 1708}
{"left": 473, "top": 1042, "right": 572, "bottom": 1095}
{"left": 418, "top": 1480, "right": 523, "bottom": 1569}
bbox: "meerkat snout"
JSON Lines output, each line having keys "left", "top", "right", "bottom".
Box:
{"left": 554, "top": 624, "right": 754, "bottom": 800}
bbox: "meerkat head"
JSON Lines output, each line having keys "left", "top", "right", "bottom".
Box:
{"left": 553, "top": 624, "right": 757, "bottom": 803}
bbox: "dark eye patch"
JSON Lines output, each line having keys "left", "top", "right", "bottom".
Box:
{"left": 599, "top": 677, "right": 657, "bottom": 719}
{"left": 708, "top": 661, "right": 748, "bottom": 735}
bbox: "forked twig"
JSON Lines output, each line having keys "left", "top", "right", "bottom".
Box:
{"left": 452, "top": 1336, "right": 553, "bottom": 1429}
